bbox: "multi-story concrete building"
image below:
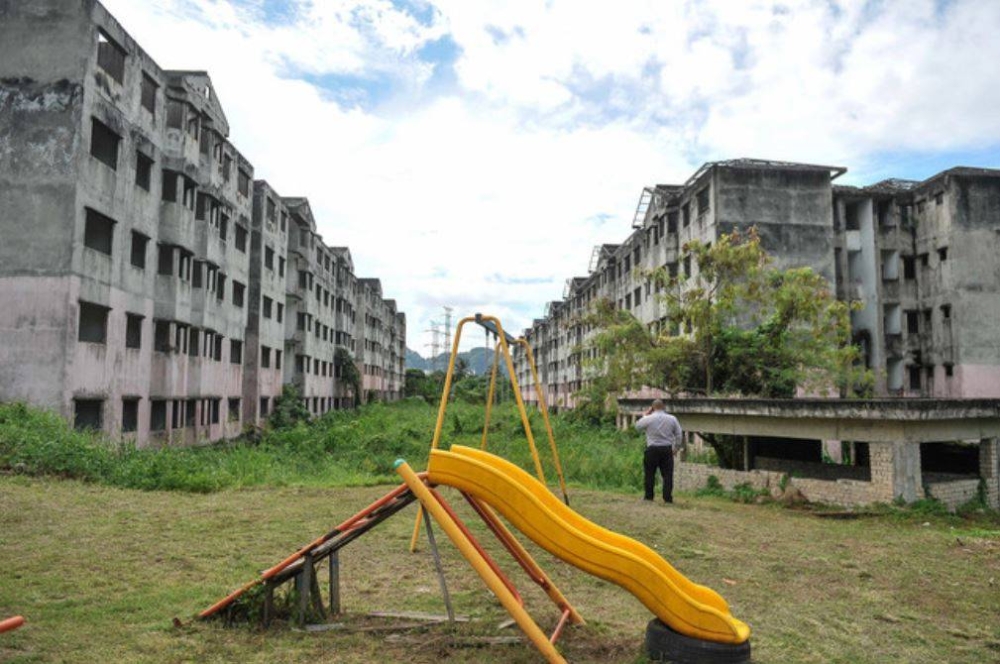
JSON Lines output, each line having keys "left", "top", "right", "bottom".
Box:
{"left": 0, "top": 0, "right": 405, "bottom": 444}
{"left": 355, "top": 279, "right": 406, "bottom": 403}
{"left": 514, "top": 159, "right": 1000, "bottom": 407}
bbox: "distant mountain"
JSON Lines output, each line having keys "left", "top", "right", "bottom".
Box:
{"left": 406, "top": 346, "right": 509, "bottom": 377}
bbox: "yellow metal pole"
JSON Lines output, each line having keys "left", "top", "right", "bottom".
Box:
{"left": 395, "top": 460, "right": 566, "bottom": 664}
{"left": 485, "top": 316, "right": 546, "bottom": 485}
{"left": 480, "top": 341, "right": 502, "bottom": 449}
{"left": 520, "top": 339, "right": 570, "bottom": 505}
{"left": 410, "top": 316, "right": 474, "bottom": 552}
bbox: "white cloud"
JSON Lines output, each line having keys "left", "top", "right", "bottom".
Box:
{"left": 102, "top": 0, "right": 1000, "bottom": 355}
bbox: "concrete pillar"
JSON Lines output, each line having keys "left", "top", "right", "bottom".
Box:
{"left": 980, "top": 438, "right": 1000, "bottom": 509}
{"left": 869, "top": 441, "right": 923, "bottom": 503}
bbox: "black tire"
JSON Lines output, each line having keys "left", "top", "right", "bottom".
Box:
{"left": 645, "top": 619, "right": 752, "bottom": 664}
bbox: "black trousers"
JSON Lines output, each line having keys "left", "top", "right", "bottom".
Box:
{"left": 644, "top": 445, "right": 674, "bottom": 502}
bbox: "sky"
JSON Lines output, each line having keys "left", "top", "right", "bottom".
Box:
{"left": 102, "top": 0, "right": 1000, "bottom": 355}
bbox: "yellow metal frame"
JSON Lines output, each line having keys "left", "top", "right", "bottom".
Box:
{"left": 410, "top": 314, "right": 569, "bottom": 551}
{"left": 480, "top": 338, "right": 569, "bottom": 505}
{"left": 397, "top": 460, "right": 578, "bottom": 664}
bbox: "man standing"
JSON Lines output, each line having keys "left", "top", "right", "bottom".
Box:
{"left": 635, "top": 399, "right": 683, "bottom": 503}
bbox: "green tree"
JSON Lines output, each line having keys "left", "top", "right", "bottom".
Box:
{"left": 583, "top": 228, "right": 872, "bottom": 465}
{"left": 334, "top": 347, "right": 362, "bottom": 407}
{"left": 268, "top": 384, "right": 311, "bottom": 429}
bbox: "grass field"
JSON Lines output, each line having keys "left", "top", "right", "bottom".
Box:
{"left": 2, "top": 474, "right": 999, "bottom": 663}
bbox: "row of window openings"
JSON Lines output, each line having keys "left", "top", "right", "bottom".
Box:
{"left": 898, "top": 363, "right": 954, "bottom": 392}
{"left": 883, "top": 304, "right": 952, "bottom": 336}
{"left": 884, "top": 249, "right": 949, "bottom": 281}
{"left": 296, "top": 313, "right": 349, "bottom": 344}
{"left": 95, "top": 28, "right": 254, "bottom": 195}
{"left": 75, "top": 396, "right": 241, "bottom": 433}
{"left": 297, "top": 271, "right": 350, "bottom": 314}
{"left": 85, "top": 210, "right": 249, "bottom": 277}
{"left": 91, "top": 115, "right": 250, "bottom": 204}
{"left": 79, "top": 304, "right": 288, "bottom": 377}
{"left": 295, "top": 355, "right": 335, "bottom": 377}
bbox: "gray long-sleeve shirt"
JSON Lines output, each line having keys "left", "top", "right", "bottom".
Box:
{"left": 635, "top": 411, "right": 683, "bottom": 448}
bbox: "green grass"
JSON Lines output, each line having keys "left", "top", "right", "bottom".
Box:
{"left": 2, "top": 400, "right": 999, "bottom": 662}
{"left": 1, "top": 478, "right": 998, "bottom": 663}
{"left": 0, "top": 400, "right": 645, "bottom": 494}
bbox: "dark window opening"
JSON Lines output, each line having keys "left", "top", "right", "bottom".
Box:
{"left": 696, "top": 187, "right": 709, "bottom": 216}
{"left": 166, "top": 99, "right": 184, "bottom": 129}
{"left": 182, "top": 177, "right": 196, "bottom": 211}
{"left": 214, "top": 334, "right": 223, "bottom": 361}
{"left": 937, "top": 247, "right": 948, "bottom": 262}
{"left": 122, "top": 398, "right": 139, "bottom": 433}
{"left": 90, "top": 118, "right": 120, "bottom": 170}
{"left": 278, "top": 257, "right": 286, "bottom": 278}
{"left": 78, "top": 301, "right": 109, "bottom": 344}
{"left": 681, "top": 203, "right": 690, "bottom": 228}
{"left": 185, "top": 399, "right": 196, "bottom": 427}
{"left": 276, "top": 303, "right": 284, "bottom": 323}
{"left": 919, "top": 253, "right": 929, "bottom": 268}
{"left": 228, "top": 398, "right": 240, "bottom": 422}
{"left": 84, "top": 208, "right": 115, "bottom": 255}
{"left": 235, "top": 224, "right": 247, "bottom": 252}
{"left": 210, "top": 398, "right": 220, "bottom": 425}
{"left": 125, "top": 313, "right": 143, "bottom": 349}
{"left": 171, "top": 400, "right": 182, "bottom": 429}
{"left": 944, "top": 363, "right": 954, "bottom": 378}
{"left": 238, "top": 169, "right": 250, "bottom": 197}
{"left": 263, "top": 296, "right": 272, "bottom": 319}
{"left": 192, "top": 260, "right": 203, "bottom": 288}
{"left": 230, "top": 339, "right": 242, "bottom": 364}
{"left": 232, "top": 281, "right": 245, "bottom": 307}
{"left": 135, "top": 152, "right": 153, "bottom": 191}
{"left": 275, "top": 350, "right": 282, "bottom": 370}
{"left": 934, "top": 192, "right": 944, "bottom": 206}
{"left": 902, "top": 255, "right": 915, "bottom": 280}
{"left": 905, "top": 310, "right": 919, "bottom": 335}
{"left": 941, "top": 304, "right": 951, "bottom": 320}
{"left": 140, "top": 73, "right": 157, "bottom": 114}
{"left": 150, "top": 400, "right": 166, "bottom": 431}
{"left": 96, "top": 30, "right": 126, "bottom": 83}
{"left": 261, "top": 346, "right": 271, "bottom": 369}
{"left": 161, "top": 170, "right": 178, "bottom": 202}
{"left": 126, "top": 230, "right": 147, "bottom": 269}
{"left": 260, "top": 397, "right": 270, "bottom": 417}
{"left": 188, "top": 328, "right": 199, "bottom": 357}
{"left": 154, "top": 320, "right": 170, "bottom": 352}
{"left": 74, "top": 399, "right": 103, "bottom": 431}
{"left": 157, "top": 244, "right": 173, "bottom": 275}
{"left": 908, "top": 364, "right": 921, "bottom": 391}
{"left": 265, "top": 246, "right": 274, "bottom": 270}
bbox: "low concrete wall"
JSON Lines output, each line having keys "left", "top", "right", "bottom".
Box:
{"left": 676, "top": 461, "right": 881, "bottom": 507}
{"left": 924, "top": 475, "right": 981, "bottom": 511}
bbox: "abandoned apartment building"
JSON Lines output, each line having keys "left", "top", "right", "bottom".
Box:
{"left": 0, "top": 1, "right": 406, "bottom": 446}
{"left": 512, "top": 159, "right": 1000, "bottom": 510}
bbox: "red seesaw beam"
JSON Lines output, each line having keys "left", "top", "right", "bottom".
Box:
{"left": 0, "top": 616, "right": 24, "bottom": 634}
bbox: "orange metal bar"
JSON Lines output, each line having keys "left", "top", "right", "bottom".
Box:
{"left": 431, "top": 487, "right": 523, "bottom": 606}
{"left": 199, "top": 477, "right": 423, "bottom": 619}
{"left": 0, "top": 616, "right": 24, "bottom": 634}
{"left": 462, "top": 492, "right": 584, "bottom": 625}
{"left": 550, "top": 608, "right": 572, "bottom": 644}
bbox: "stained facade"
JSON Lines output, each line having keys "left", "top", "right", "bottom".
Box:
{"left": 0, "top": 1, "right": 405, "bottom": 445}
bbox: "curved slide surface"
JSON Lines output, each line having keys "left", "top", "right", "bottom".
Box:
{"left": 428, "top": 446, "right": 750, "bottom": 645}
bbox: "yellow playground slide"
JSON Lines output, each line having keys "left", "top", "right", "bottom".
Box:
{"left": 428, "top": 445, "right": 751, "bottom": 645}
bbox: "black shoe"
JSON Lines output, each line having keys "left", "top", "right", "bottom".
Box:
{"left": 664, "top": 498, "right": 673, "bottom": 504}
